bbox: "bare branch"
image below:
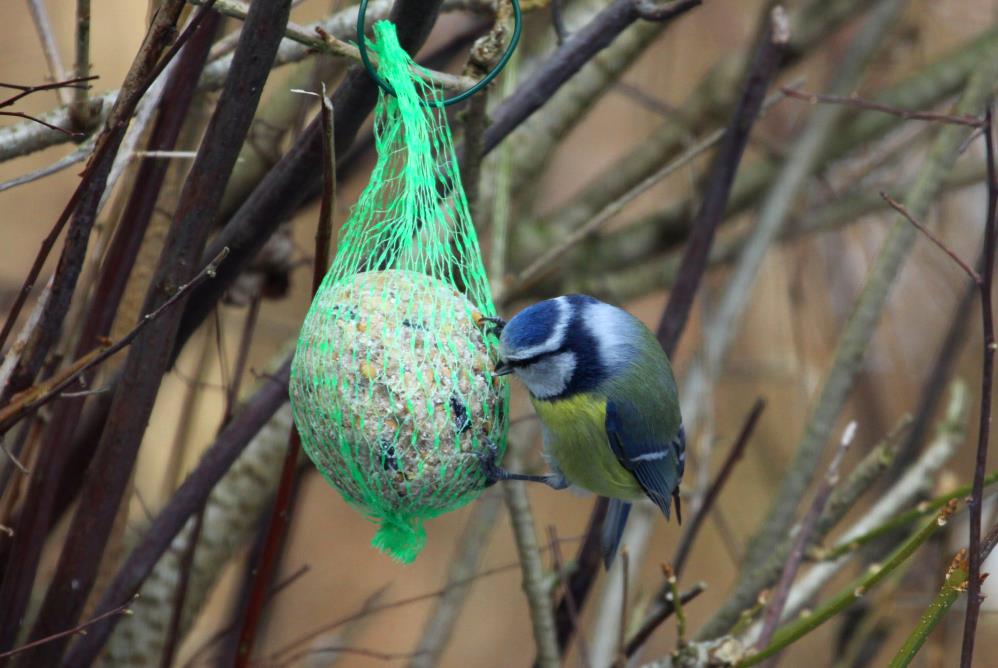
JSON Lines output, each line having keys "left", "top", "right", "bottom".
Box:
{"left": 624, "top": 582, "right": 707, "bottom": 658}
{"left": 0, "top": 248, "right": 229, "bottom": 436}
{"left": 24, "top": 0, "right": 72, "bottom": 106}
{"left": 191, "top": 0, "right": 476, "bottom": 91}
{"left": 780, "top": 86, "right": 985, "bottom": 128}
{"left": 880, "top": 191, "right": 981, "bottom": 283}
{"left": 673, "top": 398, "right": 765, "bottom": 576}
{"left": 503, "top": 472, "right": 560, "bottom": 667}
{"left": 0, "top": 111, "right": 83, "bottom": 137}
{"left": 755, "top": 421, "right": 856, "bottom": 650}
{"left": 0, "top": 597, "right": 134, "bottom": 660}
{"left": 960, "top": 103, "right": 998, "bottom": 668}
{"left": 71, "top": 0, "right": 94, "bottom": 129}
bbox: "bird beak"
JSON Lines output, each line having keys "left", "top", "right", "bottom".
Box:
{"left": 494, "top": 360, "right": 514, "bottom": 377}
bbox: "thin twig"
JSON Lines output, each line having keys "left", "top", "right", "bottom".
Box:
{"left": 191, "top": 0, "right": 475, "bottom": 91}
{"left": 0, "top": 596, "right": 133, "bottom": 660}
{"left": 0, "top": 248, "right": 229, "bottom": 436}
{"left": 673, "top": 398, "right": 765, "bottom": 576}
{"left": 880, "top": 191, "right": 981, "bottom": 282}
{"left": 0, "top": 135, "right": 94, "bottom": 193}
{"left": 780, "top": 86, "right": 985, "bottom": 128}
{"left": 546, "top": 525, "right": 592, "bottom": 668}
{"left": 960, "top": 104, "right": 997, "bottom": 668}
{"left": 71, "top": 0, "right": 93, "bottom": 129}
{"left": 410, "top": 492, "right": 505, "bottom": 668}
{"left": 500, "top": 86, "right": 792, "bottom": 304}
{"left": 739, "top": 503, "right": 960, "bottom": 667}
{"left": 266, "top": 536, "right": 583, "bottom": 663}
{"left": 503, "top": 474, "right": 560, "bottom": 667}
{"left": 18, "top": 1, "right": 284, "bottom": 662}
{"left": 624, "top": 582, "right": 706, "bottom": 658}
{"left": 24, "top": 0, "right": 72, "bottom": 105}
{"left": 232, "top": 76, "right": 336, "bottom": 668}
{"left": 659, "top": 564, "right": 685, "bottom": 648}
{"left": 614, "top": 548, "right": 630, "bottom": 668}
{"left": 160, "top": 509, "right": 204, "bottom": 668}
{"left": 0, "top": 111, "right": 83, "bottom": 137}
{"left": 755, "top": 421, "right": 856, "bottom": 651}
{"left": 315, "top": 89, "right": 336, "bottom": 286}
{"left": 737, "top": 9, "right": 996, "bottom": 594}
{"left": 0, "top": 76, "right": 94, "bottom": 108}
{"left": 481, "top": 0, "right": 701, "bottom": 152}
{"left": 554, "top": 9, "right": 786, "bottom": 654}
{"left": 741, "top": 384, "right": 969, "bottom": 644}
{"left": 655, "top": 5, "right": 788, "bottom": 353}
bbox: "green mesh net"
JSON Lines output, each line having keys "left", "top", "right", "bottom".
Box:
{"left": 289, "top": 21, "right": 508, "bottom": 563}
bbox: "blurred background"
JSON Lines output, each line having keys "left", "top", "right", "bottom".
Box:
{"left": 1, "top": 0, "right": 997, "bottom": 666}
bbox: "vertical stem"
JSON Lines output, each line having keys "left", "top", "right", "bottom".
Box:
{"left": 314, "top": 89, "right": 335, "bottom": 288}
{"left": 410, "top": 491, "right": 504, "bottom": 668}
{"left": 488, "top": 47, "right": 518, "bottom": 290}
{"left": 25, "top": 0, "right": 72, "bottom": 105}
{"left": 0, "top": 0, "right": 195, "bottom": 652}
{"left": 72, "top": 0, "right": 93, "bottom": 130}
{"left": 614, "top": 548, "right": 630, "bottom": 668}
{"left": 960, "top": 106, "right": 997, "bottom": 668}
{"left": 233, "top": 83, "right": 335, "bottom": 668}
{"left": 503, "top": 476, "right": 560, "bottom": 668}
{"left": 666, "top": 566, "right": 686, "bottom": 646}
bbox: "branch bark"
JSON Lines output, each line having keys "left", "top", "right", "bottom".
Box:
{"left": 0, "top": 1, "right": 194, "bottom": 650}
{"left": 17, "top": 2, "right": 292, "bottom": 663}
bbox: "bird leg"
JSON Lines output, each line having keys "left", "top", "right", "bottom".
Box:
{"left": 478, "top": 438, "right": 568, "bottom": 490}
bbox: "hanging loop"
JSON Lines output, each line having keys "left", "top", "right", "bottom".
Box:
{"left": 356, "top": 0, "right": 522, "bottom": 107}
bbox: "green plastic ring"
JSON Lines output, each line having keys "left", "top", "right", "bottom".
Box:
{"left": 356, "top": 0, "right": 522, "bottom": 107}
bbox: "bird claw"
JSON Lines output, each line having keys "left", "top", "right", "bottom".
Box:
{"left": 477, "top": 437, "right": 504, "bottom": 487}
{"left": 480, "top": 316, "right": 507, "bottom": 336}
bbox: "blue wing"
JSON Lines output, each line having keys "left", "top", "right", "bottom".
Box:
{"left": 605, "top": 398, "right": 685, "bottom": 522}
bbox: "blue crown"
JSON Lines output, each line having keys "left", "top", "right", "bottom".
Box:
{"left": 505, "top": 299, "right": 562, "bottom": 350}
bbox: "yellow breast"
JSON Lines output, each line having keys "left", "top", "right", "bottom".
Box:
{"left": 531, "top": 394, "right": 644, "bottom": 501}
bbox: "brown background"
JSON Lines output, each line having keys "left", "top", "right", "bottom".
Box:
{"left": 1, "top": 0, "right": 996, "bottom": 666}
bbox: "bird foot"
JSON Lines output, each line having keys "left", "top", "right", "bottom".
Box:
{"left": 477, "top": 439, "right": 568, "bottom": 490}
{"left": 479, "top": 316, "right": 507, "bottom": 336}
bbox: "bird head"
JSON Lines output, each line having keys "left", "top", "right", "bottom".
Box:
{"left": 496, "top": 296, "right": 611, "bottom": 400}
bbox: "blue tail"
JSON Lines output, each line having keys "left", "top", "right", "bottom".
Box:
{"left": 601, "top": 499, "right": 632, "bottom": 568}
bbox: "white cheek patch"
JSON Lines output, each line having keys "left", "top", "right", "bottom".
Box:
{"left": 516, "top": 351, "right": 577, "bottom": 399}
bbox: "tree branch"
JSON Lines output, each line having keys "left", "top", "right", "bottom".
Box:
{"left": 959, "top": 104, "right": 997, "bottom": 668}
{"left": 780, "top": 86, "right": 985, "bottom": 128}
{"left": 0, "top": 1, "right": 197, "bottom": 651}
{"left": 18, "top": 1, "right": 291, "bottom": 663}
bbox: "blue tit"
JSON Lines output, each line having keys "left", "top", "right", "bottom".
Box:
{"left": 483, "top": 295, "right": 685, "bottom": 567}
